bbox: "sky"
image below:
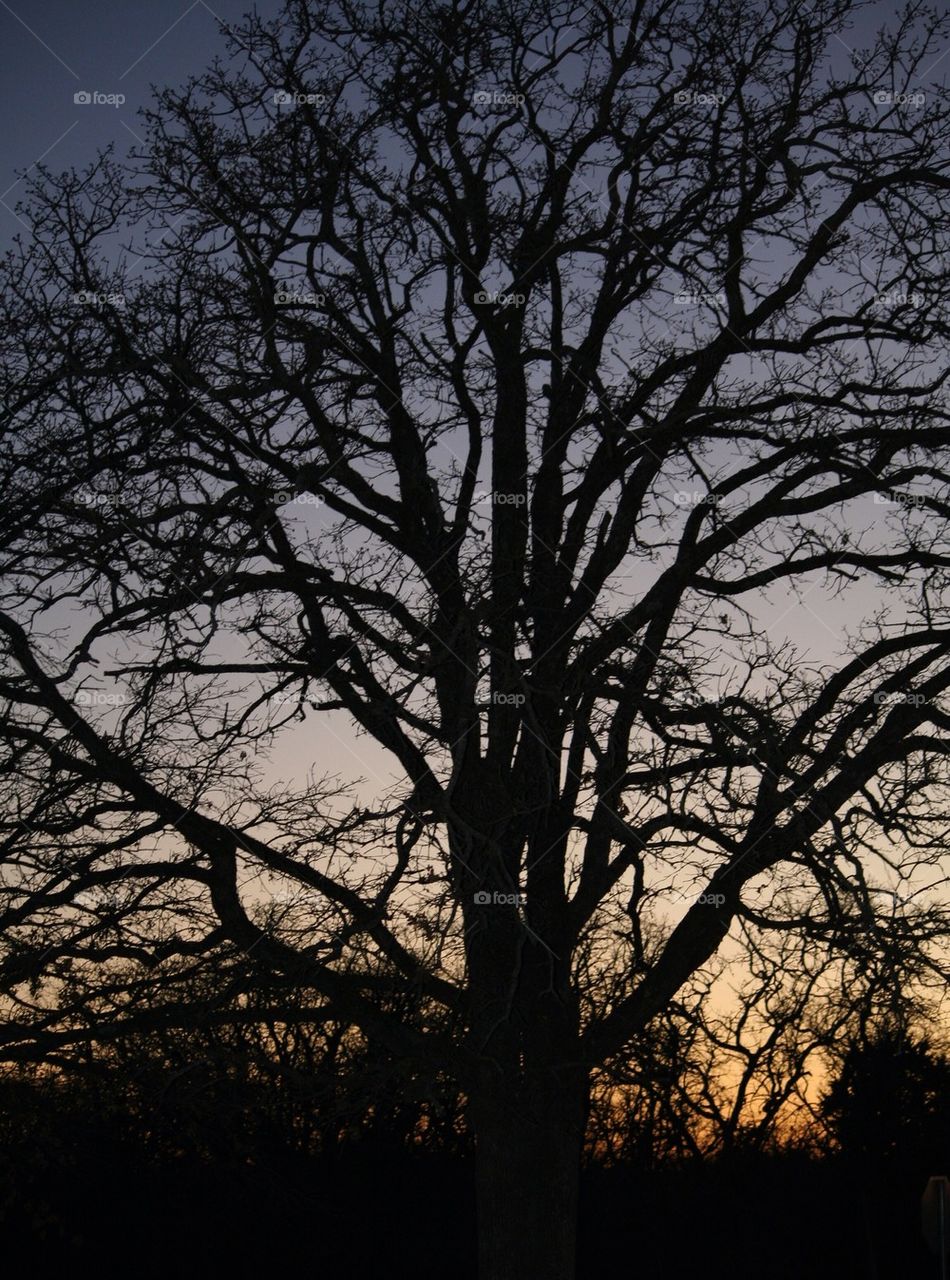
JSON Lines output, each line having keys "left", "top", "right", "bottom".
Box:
{"left": 0, "top": 0, "right": 942, "bottom": 800}
{"left": 0, "top": 0, "right": 925, "bottom": 246}
{"left": 0, "top": 0, "right": 274, "bottom": 245}
{"left": 0, "top": 0, "right": 368, "bottom": 787}
{"left": 2, "top": 0, "right": 947, "bottom": 1064}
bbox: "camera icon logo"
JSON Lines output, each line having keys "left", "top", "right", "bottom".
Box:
{"left": 273, "top": 90, "right": 292, "bottom": 105}
{"left": 74, "top": 90, "right": 91, "bottom": 105}
{"left": 474, "top": 890, "right": 491, "bottom": 905}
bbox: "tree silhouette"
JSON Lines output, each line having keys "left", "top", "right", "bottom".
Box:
{"left": 3, "top": 1, "right": 950, "bottom": 1275}
{"left": 823, "top": 1024, "right": 950, "bottom": 1167}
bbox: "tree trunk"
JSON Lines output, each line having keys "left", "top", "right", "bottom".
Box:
{"left": 470, "top": 1071, "right": 588, "bottom": 1280}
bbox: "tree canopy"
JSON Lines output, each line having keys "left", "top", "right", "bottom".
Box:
{"left": 2, "top": 1, "right": 950, "bottom": 1274}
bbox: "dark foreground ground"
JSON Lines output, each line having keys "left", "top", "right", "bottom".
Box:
{"left": 0, "top": 1137, "right": 938, "bottom": 1278}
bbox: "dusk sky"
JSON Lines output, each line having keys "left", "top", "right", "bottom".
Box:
{"left": 0, "top": 0, "right": 396, "bottom": 790}
{"left": 0, "top": 0, "right": 272, "bottom": 247}
{"left": 1, "top": 0, "right": 940, "bottom": 798}
{"left": 0, "top": 0, "right": 934, "bottom": 249}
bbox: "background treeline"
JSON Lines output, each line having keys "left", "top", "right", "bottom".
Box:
{"left": 3, "top": 961, "right": 949, "bottom": 1278}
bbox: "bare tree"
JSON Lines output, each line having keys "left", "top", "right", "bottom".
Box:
{"left": 0, "top": 957, "right": 468, "bottom": 1165}
{"left": 3, "top": 1, "right": 950, "bottom": 1274}
{"left": 587, "top": 908, "right": 946, "bottom": 1163}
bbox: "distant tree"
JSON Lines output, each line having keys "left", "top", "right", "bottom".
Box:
{"left": 585, "top": 914, "right": 923, "bottom": 1164}
{"left": 3, "top": 2, "right": 950, "bottom": 1275}
{"left": 822, "top": 1024, "right": 950, "bottom": 1167}
{"left": 0, "top": 960, "right": 467, "bottom": 1169}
